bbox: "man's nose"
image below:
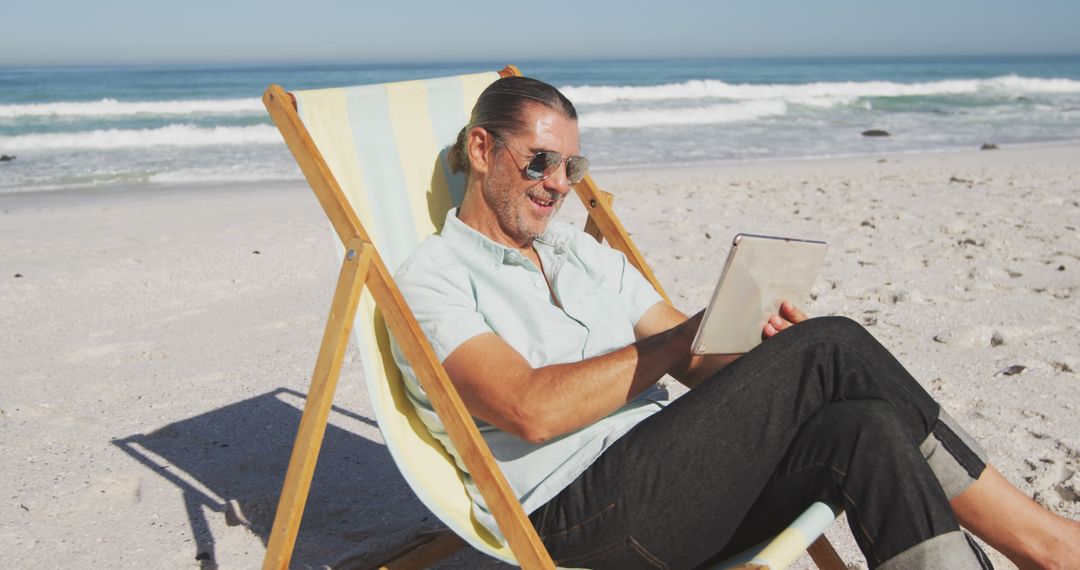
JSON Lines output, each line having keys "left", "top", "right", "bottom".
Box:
{"left": 543, "top": 161, "right": 573, "bottom": 195}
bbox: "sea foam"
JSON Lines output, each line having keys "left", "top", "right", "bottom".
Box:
{"left": 0, "top": 124, "right": 281, "bottom": 150}
{"left": 561, "top": 75, "right": 1080, "bottom": 105}
{"left": 0, "top": 98, "right": 263, "bottom": 118}
{"left": 581, "top": 100, "right": 789, "bottom": 129}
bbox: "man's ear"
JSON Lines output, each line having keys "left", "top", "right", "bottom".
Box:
{"left": 467, "top": 126, "right": 496, "bottom": 176}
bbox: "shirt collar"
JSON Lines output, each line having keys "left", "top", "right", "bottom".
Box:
{"left": 440, "top": 208, "right": 571, "bottom": 266}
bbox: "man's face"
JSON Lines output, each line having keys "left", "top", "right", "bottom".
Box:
{"left": 480, "top": 103, "right": 580, "bottom": 244}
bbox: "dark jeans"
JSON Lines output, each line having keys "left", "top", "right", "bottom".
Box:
{"left": 529, "top": 316, "right": 989, "bottom": 569}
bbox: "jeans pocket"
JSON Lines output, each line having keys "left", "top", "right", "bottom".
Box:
{"left": 538, "top": 501, "right": 618, "bottom": 541}
{"left": 555, "top": 536, "right": 668, "bottom": 570}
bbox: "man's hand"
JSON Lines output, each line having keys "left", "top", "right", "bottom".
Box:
{"left": 763, "top": 301, "right": 809, "bottom": 338}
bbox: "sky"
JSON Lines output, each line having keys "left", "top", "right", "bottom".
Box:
{"left": 3, "top": 0, "right": 1079, "bottom": 66}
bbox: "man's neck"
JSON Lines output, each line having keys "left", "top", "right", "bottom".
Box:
{"left": 457, "top": 193, "right": 536, "bottom": 251}
{"left": 457, "top": 203, "right": 543, "bottom": 269}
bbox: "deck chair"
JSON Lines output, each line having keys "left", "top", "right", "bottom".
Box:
{"left": 260, "top": 65, "right": 848, "bottom": 570}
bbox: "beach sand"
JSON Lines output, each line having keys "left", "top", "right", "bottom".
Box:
{"left": 2, "top": 144, "right": 1078, "bottom": 568}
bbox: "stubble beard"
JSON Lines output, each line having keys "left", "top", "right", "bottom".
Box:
{"left": 481, "top": 159, "right": 562, "bottom": 244}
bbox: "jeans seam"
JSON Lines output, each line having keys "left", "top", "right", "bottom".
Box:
{"left": 627, "top": 536, "right": 668, "bottom": 569}
{"left": 539, "top": 500, "right": 618, "bottom": 540}
{"left": 554, "top": 539, "right": 626, "bottom": 567}
{"left": 771, "top": 461, "right": 882, "bottom": 565}
{"left": 840, "top": 487, "right": 882, "bottom": 565}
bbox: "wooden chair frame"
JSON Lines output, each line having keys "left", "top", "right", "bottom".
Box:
{"left": 259, "top": 65, "right": 844, "bottom": 570}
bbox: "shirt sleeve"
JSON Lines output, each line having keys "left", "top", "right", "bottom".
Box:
{"left": 615, "top": 248, "right": 664, "bottom": 325}
{"left": 573, "top": 231, "right": 663, "bottom": 326}
{"left": 394, "top": 250, "right": 493, "bottom": 363}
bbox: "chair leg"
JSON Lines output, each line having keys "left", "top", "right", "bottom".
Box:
{"left": 806, "top": 536, "right": 846, "bottom": 570}
{"left": 262, "top": 241, "right": 374, "bottom": 570}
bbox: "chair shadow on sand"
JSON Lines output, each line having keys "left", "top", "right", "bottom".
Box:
{"left": 113, "top": 387, "right": 458, "bottom": 569}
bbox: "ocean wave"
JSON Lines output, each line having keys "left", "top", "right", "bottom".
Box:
{"left": 562, "top": 75, "right": 1080, "bottom": 105}
{"left": 580, "top": 100, "right": 787, "bottom": 129}
{"left": 0, "top": 124, "right": 282, "bottom": 150}
{"left": 0, "top": 97, "right": 263, "bottom": 118}
{"left": 148, "top": 168, "right": 302, "bottom": 185}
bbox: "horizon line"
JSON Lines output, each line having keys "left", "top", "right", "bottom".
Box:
{"left": 3, "top": 52, "right": 1080, "bottom": 70}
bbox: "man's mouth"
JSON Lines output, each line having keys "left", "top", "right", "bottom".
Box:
{"left": 527, "top": 191, "right": 558, "bottom": 208}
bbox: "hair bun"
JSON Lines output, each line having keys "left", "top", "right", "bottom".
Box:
{"left": 448, "top": 126, "right": 470, "bottom": 174}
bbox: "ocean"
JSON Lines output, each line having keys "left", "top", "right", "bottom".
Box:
{"left": 1, "top": 56, "right": 1079, "bottom": 193}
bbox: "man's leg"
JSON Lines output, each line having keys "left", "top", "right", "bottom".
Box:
{"left": 950, "top": 466, "right": 1080, "bottom": 569}
{"left": 530, "top": 316, "right": 989, "bottom": 569}
{"left": 712, "top": 400, "right": 987, "bottom": 569}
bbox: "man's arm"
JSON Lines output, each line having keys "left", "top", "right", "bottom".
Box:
{"left": 632, "top": 300, "right": 811, "bottom": 388}
{"left": 442, "top": 314, "right": 698, "bottom": 444}
{"left": 630, "top": 302, "right": 735, "bottom": 388}
{"left": 442, "top": 299, "right": 808, "bottom": 444}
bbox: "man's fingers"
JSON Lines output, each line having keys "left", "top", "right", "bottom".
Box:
{"left": 766, "top": 314, "right": 792, "bottom": 333}
{"left": 780, "top": 301, "right": 809, "bottom": 324}
{"left": 763, "top": 321, "right": 778, "bottom": 338}
{"left": 764, "top": 304, "right": 811, "bottom": 339}
{"left": 774, "top": 314, "right": 795, "bottom": 331}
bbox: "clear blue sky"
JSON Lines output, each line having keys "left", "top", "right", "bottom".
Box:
{"left": 3, "top": 0, "right": 1078, "bottom": 66}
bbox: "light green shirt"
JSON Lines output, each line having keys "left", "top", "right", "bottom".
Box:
{"left": 391, "top": 208, "right": 667, "bottom": 540}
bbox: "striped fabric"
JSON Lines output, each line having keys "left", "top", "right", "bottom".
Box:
{"left": 295, "top": 71, "right": 518, "bottom": 563}
{"left": 290, "top": 70, "right": 838, "bottom": 569}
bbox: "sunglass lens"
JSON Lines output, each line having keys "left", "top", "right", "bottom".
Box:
{"left": 524, "top": 153, "right": 549, "bottom": 180}
{"left": 566, "top": 157, "right": 588, "bottom": 184}
{"left": 524, "top": 151, "right": 588, "bottom": 184}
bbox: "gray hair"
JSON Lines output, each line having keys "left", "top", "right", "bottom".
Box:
{"left": 447, "top": 76, "right": 577, "bottom": 176}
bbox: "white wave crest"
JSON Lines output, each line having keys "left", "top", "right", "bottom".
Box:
{"left": 149, "top": 168, "right": 302, "bottom": 185}
{"left": 0, "top": 124, "right": 282, "bottom": 150}
{"left": 562, "top": 74, "right": 1080, "bottom": 105}
{"left": 0, "top": 97, "right": 263, "bottom": 118}
{"left": 981, "top": 75, "right": 1080, "bottom": 94}
{"left": 581, "top": 100, "right": 787, "bottom": 129}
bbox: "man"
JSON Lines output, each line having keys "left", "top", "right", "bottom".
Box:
{"left": 391, "top": 76, "right": 1080, "bottom": 569}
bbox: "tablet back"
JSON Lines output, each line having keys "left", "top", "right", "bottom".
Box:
{"left": 691, "top": 233, "right": 827, "bottom": 354}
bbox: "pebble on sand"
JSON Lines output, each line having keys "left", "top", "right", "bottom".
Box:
{"left": 995, "top": 364, "right": 1027, "bottom": 377}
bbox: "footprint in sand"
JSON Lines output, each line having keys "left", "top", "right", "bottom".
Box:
{"left": 1026, "top": 457, "right": 1080, "bottom": 508}
{"left": 935, "top": 325, "right": 1002, "bottom": 349}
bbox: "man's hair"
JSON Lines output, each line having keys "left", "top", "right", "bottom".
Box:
{"left": 447, "top": 76, "right": 578, "bottom": 176}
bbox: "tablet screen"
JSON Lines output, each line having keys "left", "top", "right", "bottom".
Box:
{"left": 691, "top": 233, "right": 827, "bottom": 354}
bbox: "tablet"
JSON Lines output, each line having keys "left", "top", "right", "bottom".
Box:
{"left": 691, "top": 233, "right": 827, "bottom": 355}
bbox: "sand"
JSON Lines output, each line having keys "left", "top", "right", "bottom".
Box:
{"left": 2, "top": 144, "right": 1078, "bottom": 569}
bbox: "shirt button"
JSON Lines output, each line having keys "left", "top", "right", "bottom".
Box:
{"left": 534, "top": 279, "right": 543, "bottom": 288}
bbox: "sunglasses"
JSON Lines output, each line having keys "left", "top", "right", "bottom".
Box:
{"left": 494, "top": 135, "right": 590, "bottom": 185}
